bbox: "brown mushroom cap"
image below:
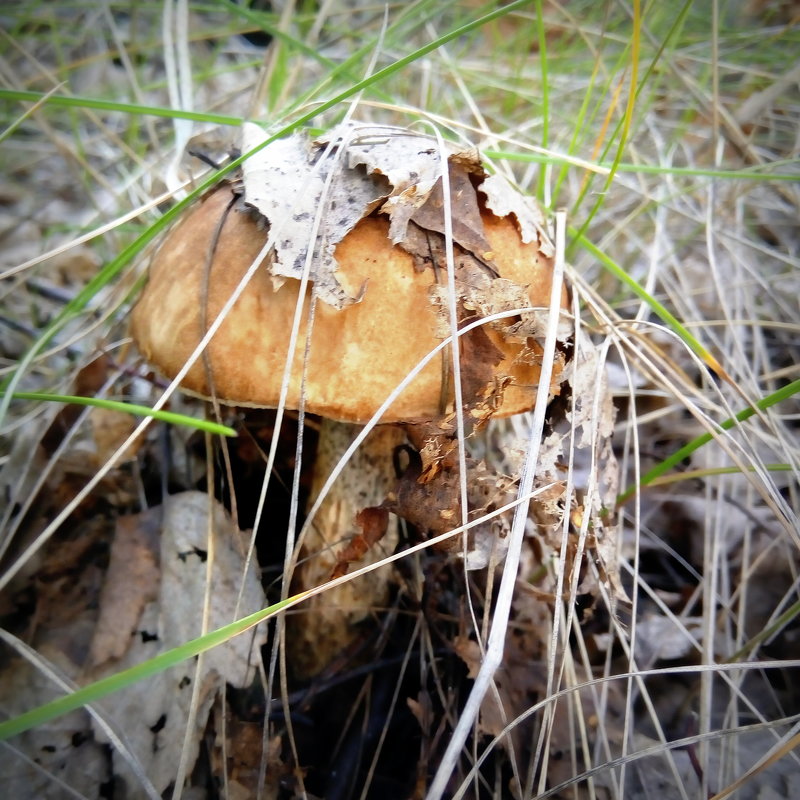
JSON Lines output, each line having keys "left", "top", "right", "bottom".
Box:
{"left": 131, "top": 186, "right": 568, "bottom": 423}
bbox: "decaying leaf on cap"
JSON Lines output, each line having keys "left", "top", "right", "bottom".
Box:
{"left": 239, "top": 123, "right": 387, "bottom": 307}
{"left": 238, "top": 122, "right": 565, "bottom": 384}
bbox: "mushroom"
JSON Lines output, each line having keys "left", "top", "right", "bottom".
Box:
{"left": 130, "top": 124, "right": 570, "bottom": 676}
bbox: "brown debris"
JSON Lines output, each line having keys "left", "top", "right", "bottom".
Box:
{"left": 331, "top": 506, "right": 391, "bottom": 580}
{"left": 87, "top": 508, "right": 161, "bottom": 668}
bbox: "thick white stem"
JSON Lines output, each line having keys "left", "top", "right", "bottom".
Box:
{"left": 290, "top": 419, "right": 405, "bottom": 677}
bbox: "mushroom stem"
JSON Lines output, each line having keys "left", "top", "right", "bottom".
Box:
{"left": 289, "top": 418, "right": 406, "bottom": 677}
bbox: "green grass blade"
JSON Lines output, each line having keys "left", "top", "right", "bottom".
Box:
{"left": 0, "top": 89, "right": 243, "bottom": 126}
{"left": 601, "top": 160, "right": 800, "bottom": 180}
{"left": 645, "top": 463, "right": 791, "bottom": 490}
{"left": 486, "top": 149, "right": 799, "bottom": 181}
{"left": 726, "top": 597, "right": 800, "bottom": 664}
{"left": 3, "top": 392, "right": 237, "bottom": 437}
{"left": 617, "top": 379, "right": 800, "bottom": 506}
{"left": 571, "top": 227, "right": 723, "bottom": 373}
{"left": 0, "top": 593, "right": 303, "bottom": 742}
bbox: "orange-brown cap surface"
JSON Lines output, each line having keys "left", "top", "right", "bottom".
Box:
{"left": 131, "top": 186, "right": 568, "bottom": 423}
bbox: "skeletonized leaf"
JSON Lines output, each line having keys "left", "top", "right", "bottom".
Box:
{"left": 240, "top": 123, "right": 387, "bottom": 307}
{"left": 326, "top": 122, "right": 472, "bottom": 194}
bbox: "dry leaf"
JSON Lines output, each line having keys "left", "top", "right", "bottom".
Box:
{"left": 480, "top": 172, "right": 553, "bottom": 255}
{"left": 182, "top": 127, "right": 239, "bottom": 183}
{"left": 567, "top": 329, "right": 616, "bottom": 450}
{"left": 239, "top": 121, "right": 556, "bottom": 321}
{"left": 0, "top": 660, "right": 108, "bottom": 799}
{"left": 90, "top": 406, "right": 139, "bottom": 464}
{"left": 329, "top": 122, "right": 477, "bottom": 197}
{"left": 210, "top": 711, "right": 284, "bottom": 800}
{"left": 406, "top": 692, "right": 433, "bottom": 736}
{"left": 453, "top": 632, "right": 547, "bottom": 755}
{"left": 379, "top": 443, "right": 518, "bottom": 570}
{"left": 0, "top": 520, "right": 112, "bottom": 798}
{"left": 85, "top": 491, "right": 266, "bottom": 796}
{"left": 402, "top": 162, "right": 492, "bottom": 257}
{"left": 632, "top": 613, "right": 704, "bottom": 662}
{"left": 241, "top": 123, "right": 389, "bottom": 308}
{"left": 332, "top": 506, "right": 391, "bottom": 579}
{"left": 456, "top": 325, "right": 507, "bottom": 411}
{"left": 40, "top": 355, "right": 113, "bottom": 456}
{"left": 88, "top": 508, "right": 161, "bottom": 666}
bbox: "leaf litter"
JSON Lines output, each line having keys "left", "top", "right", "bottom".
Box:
{"left": 0, "top": 479, "right": 267, "bottom": 798}
{"left": 239, "top": 121, "right": 552, "bottom": 314}
{"left": 85, "top": 492, "right": 267, "bottom": 796}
